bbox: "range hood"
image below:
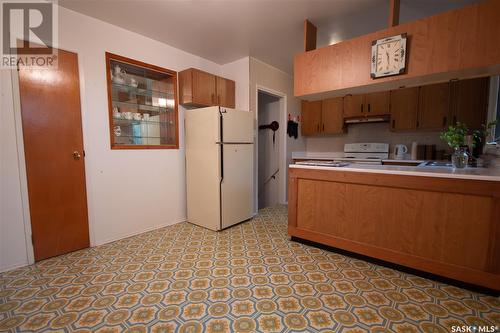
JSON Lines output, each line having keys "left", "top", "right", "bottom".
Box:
{"left": 344, "top": 115, "right": 390, "bottom": 124}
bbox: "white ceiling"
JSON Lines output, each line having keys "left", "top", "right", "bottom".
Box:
{"left": 59, "top": 0, "right": 478, "bottom": 73}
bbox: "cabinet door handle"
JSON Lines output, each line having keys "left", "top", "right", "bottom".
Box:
{"left": 211, "top": 93, "right": 215, "bottom": 104}
{"left": 217, "top": 95, "right": 220, "bottom": 105}
{"left": 322, "top": 124, "right": 325, "bottom": 131}
{"left": 368, "top": 104, "right": 371, "bottom": 112}
{"left": 317, "top": 124, "right": 319, "bottom": 132}
{"left": 452, "top": 116, "right": 457, "bottom": 124}
{"left": 442, "top": 116, "right": 447, "bottom": 127}
{"left": 361, "top": 104, "right": 364, "bottom": 113}
{"left": 392, "top": 119, "right": 396, "bottom": 128}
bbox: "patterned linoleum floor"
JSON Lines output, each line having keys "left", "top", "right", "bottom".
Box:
{"left": 0, "top": 206, "right": 499, "bottom": 332}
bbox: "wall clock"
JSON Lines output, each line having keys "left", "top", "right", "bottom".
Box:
{"left": 371, "top": 33, "right": 407, "bottom": 78}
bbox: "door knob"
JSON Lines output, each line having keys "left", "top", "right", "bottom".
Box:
{"left": 73, "top": 151, "right": 81, "bottom": 160}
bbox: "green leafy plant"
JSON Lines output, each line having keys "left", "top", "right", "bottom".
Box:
{"left": 440, "top": 122, "right": 468, "bottom": 150}
{"left": 473, "top": 120, "right": 497, "bottom": 144}
{"left": 440, "top": 121, "right": 497, "bottom": 150}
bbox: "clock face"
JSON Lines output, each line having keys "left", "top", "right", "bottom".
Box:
{"left": 371, "top": 34, "right": 407, "bottom": 78}
{"left": 376, "top": 40, "right": 402, "bottom": 72}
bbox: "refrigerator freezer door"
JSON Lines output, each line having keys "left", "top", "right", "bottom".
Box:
{"left": 185, "top": 107, "right": 222, "bottom": 231}
{"left": 221, "top": 143, "right": 254, "bottom": 229}
{"left": 221, "top": 108, "right": 254, "bottom": 143}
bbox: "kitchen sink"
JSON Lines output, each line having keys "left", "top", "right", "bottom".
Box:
{"left": 295, "top": 160, "right": 350, "bottom": 167}
{"left": 424, "top": 161, "right": 453, "bottom": 167}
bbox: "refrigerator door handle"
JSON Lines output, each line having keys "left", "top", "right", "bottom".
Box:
{"left": 220, "top": 144, "right": 224, "bottom": 181}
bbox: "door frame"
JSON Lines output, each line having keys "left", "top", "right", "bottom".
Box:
{"left": 11, "top": 47, "right": 94, "bottom": 265}
{"left": 255, "top": 85, "right": 287, "bottom": 213}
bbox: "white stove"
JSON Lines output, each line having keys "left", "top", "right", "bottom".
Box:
{"left": 343, "top": 143, "right": 389, "bottom": 163}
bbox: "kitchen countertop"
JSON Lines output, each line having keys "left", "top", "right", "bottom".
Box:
{"left": 290, "top": 163, "right": 500, "bottom": 182}
{"left": 291, "top": 152, "right": 425, "bottom": 164}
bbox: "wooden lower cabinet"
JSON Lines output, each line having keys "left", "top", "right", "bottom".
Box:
{"left": 288, "top": 167, "right": 500, "bottom": 290}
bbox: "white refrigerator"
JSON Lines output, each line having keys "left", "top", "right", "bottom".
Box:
{"left": 185, "top": 106, "right": 254, "bottom": 231}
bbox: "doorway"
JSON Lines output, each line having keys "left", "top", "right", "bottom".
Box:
{"left": 257, "top": 91, "right": 281, "bottom": 209}
{"left": 18, "top": 48, "right": 90, "bottom": 261}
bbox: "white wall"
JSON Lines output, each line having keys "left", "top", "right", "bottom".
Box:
{"left": 221, "top": 57, "right": 250, "bottom": 111}
{"left": 0, "top": 6, "right": 249, "bottom": 272}
{"left": 250, "top": 58, "right": 305, "bottom": 209}
{"left": 1, "top": 70, "right": 30, "bottom": 272}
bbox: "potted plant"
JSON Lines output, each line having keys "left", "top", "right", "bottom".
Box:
{"left": 440, "top": 122, "right": 469, "bottom": 168}
{"left": 440, "top": 121, "right": 497, "bottom": 168}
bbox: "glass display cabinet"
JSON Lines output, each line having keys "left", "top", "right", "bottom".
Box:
{"left": 105, "top": 52, "right": 178, "bottom": 149}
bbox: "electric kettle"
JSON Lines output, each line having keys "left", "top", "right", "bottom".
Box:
{"left": 394, "top": 144, "right": 408, "bottom": 160}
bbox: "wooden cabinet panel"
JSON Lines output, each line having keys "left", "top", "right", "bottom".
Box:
{"left": 179, "top": 68, "right": 235, "bottom": 108}
{"left": 216, "top": 76, "right": 235, "bottom": 108}
{"left": 192, "top": 69, "right": 216, "bottom": 106}
{"left": 451, "top": 77, "right": 489, "bottom": 130}
{"left": 343, "top": 94, "right": 364, "bottom": 118}
{"left": 365, "top": 91, "right": 389, "bottom": 116}
{"left": 418, "top": 82, "right": 450, "bottom": 130}
{"left": 390, "top": 87, "right": 419, "bottom": 131}
{"left": 321, "top": 97, "right": 344, "bottom": 134}
{"left": 294, "top": 1, "right": 500, "bottom": 98}
{"left": 288, "top": 167, "right": 500, "bottom": 290}
{"left": 301, "top": 100, "right": 322, "bottom": 136}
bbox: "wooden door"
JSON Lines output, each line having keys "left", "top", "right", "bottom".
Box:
{"left": 216, "top": 76, "right": 235, "bottom": 108}
{"left": 18, "top": 49, "right": 90, "bottom": 261}
{"left": 418, "top": 82, "right": 450, "bottom": 130}
{"left": 301, "top": 100, "right": 322, "bottom": 136}
{"left": 192, "top": 69, "right": 216, "bottom": 106}
{"left": 343, "top": 94, "right": 364, "bottom": 118}
{"left": 321, "top": 97, "right": 345, "bottom": 134}
{"left": 451, "top": 77, "right": 489, "bottom": 130}
{"left": 390, "top": 87, "right": 419, "bottom": 131}
{"left": 365, "top": 91, "right": 390, "bottom": 116}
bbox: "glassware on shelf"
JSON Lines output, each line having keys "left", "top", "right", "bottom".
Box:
{"left": 106, "top": 52, "right": 178, "bottom": 149}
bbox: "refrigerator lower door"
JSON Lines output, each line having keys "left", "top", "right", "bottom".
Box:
{"left": 185, "top": 107, "right": 221, "bottom": 231}
{"left": 221, "top": 143, "right": 254, "bottom": 229}
{"left": 221, "top": 108, "right": 254, "bottom": 143}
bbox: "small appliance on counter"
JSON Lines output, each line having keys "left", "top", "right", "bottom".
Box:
{"left": 394, "top": 144, "right": 408, "bottom": 160}
{"left": 343, "top": 143, "right": 389, "bottom": 163}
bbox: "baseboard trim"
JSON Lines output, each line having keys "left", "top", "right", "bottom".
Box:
{"left": 0, "top": 261, "right": 29, "bottom": 274}
{"left": 94, "top": 218, "right": 187, "bottom": 247}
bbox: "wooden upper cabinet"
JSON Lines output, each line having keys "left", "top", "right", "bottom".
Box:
{"left": 390, "top": 87, "right": 419, "bottom": 131}
{"left": 179, "top": 68, "right": 216, "bottom": 106}
{"left": 343, "top": 94, "right": 364, "bottom": 118}
{"left": 301, "top": 100, "right": 322, "bottom": 136}
{"left": 216, "top": 76, "right": 235, "bottom": 108}
{"left": 365, "top": 91, "right": 389, "bottom": 116}
{"left": 418, "top": 82, "right": 450, "bottom": 130}
{"left": 451, "top": 77, "right": 489, "bottom": 130}
{"left": 179, "top": 68, "right": 236, "bottom": 108}
{"left": 343, "top": 92, "right": 389, "bottom": 118}
{"left": 321, "top": 97, "right": 345, "bottom": 134}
